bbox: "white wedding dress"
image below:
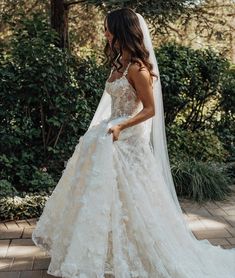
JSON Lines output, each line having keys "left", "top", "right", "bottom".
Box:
{"left": 32, "top": 63, "right": 235, "bottom": 278}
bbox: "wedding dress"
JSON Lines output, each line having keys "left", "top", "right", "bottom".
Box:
{"left": 32, "top": 61, "right": 235, "bottom": 278}
{"left": 32, "top": 12, "right": 235, "bottom": 278}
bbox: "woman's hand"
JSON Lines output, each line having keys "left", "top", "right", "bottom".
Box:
{"left": 107, "top": 125, "right": 122, "bottom": 142}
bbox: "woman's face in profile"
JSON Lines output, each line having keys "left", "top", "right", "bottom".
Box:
{"left": 104, "top": 19, "right": 113, "bottom": 47}
{"left": 104, "top": 19, "right": 119, "bottom": 49}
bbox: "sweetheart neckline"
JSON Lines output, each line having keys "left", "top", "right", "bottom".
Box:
{"left": 106, "top": 75, "right": 136, "bottom": 94}
{"left": 106, "top": 75, "right": 126, "bottom": 84}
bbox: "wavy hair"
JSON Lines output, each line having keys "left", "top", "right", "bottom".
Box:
{"left": 104, "top": 8, "right": 157, "bottom": 78}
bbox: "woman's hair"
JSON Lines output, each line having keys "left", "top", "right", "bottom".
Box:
{"left": 104, "top": 8, "right": 157, "bottom": 78}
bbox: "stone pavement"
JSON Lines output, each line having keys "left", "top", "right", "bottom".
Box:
{"left": 0, "top": 191, "right": 235, "bottom": 278}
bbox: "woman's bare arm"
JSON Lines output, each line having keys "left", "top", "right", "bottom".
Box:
{"left": 118, "top": 63, "right": 155, "bottom": 131}
{"left": 107, "top": 62, "right": 155, "bottom": 141}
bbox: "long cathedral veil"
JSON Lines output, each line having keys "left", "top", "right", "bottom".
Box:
{"left": 88, "top": 12, "right": 183, "bottom": 212}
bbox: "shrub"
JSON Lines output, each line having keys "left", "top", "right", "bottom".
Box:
{"left": 171, "top": 159, "right": 232, "bottom": 202}
{"left": 156, "top": 44, "right": 232, "bottom": 131}
{"left": 0, "top": 193, "right": 49, "bottom": 220}
{"left": 166, "top": 125, "right": 228, "bottom": 163}
{"left": 0, "top": 179, "right": 18, "bottom": 198}
{"left": 214, "top": 68, "right": 235, "bottom": 161}
{"left": 0, "top": 14, "right": 107, "bottom": 193}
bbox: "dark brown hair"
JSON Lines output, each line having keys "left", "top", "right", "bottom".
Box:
{"left": 104, "top": 8, "right": 157, "bottom": 78}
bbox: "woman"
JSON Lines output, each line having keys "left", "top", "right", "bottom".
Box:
{"left": 32, "top": 8, "right": 235, "bottom": 278}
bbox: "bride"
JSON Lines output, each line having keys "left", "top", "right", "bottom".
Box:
{"left": 32, "top": 7, "right": 235, "bottom": 278}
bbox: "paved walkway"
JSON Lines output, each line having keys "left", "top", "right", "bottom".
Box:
{"left": 0, "top": 190, "right": 235, "bottom": 278}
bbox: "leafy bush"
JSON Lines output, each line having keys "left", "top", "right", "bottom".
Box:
{"left": 166, "top": 125, "right": 228, "bottom": 162}
{"left": 157, "top": 44, "right": 234, "bottom": 161}
{"left": 171, "top": 159, "right": 232, "bottom": 202}
{"left": 214, "top": 68, "right": 235, "bottom": 160}
{"left": 156, "top": 44, "right": 232, "bottom": 131}
{"left": 0, "top": 180, "right": 18, "bottom": 198}
{"left": 0, "top": 13, "right": 107, "bottom": 193}
{"left": 0, "top": 193, "right": 49, "bottom": 220}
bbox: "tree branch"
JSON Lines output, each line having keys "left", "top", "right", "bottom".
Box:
{"left": 64, "top": 0, "right": 85, "bottom": 7}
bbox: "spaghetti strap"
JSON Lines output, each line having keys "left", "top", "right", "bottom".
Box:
{"left": 123, "top": 62, "right": 131, "bottom": 76}
{"left": 108, "top": 67, "right": 114, "bottom": 79}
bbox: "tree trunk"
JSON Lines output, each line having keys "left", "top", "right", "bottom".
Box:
{"left": 50, "top": 0, "right": 70, "bottom": 49}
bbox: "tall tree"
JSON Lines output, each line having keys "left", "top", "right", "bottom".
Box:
{"left": 152, "top": 0, "right": 235, "bottom": 62}
{"left": 50, "top": 0, "right": 70, "bottom": 49}
{"left": 50, "top": 0, "right": 194, "bottom": 49}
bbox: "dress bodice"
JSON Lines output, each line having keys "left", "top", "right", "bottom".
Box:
{"left": 105, "top": 62, "right": 142, "bottom": 120}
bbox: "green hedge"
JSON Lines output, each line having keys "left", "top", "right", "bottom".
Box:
{"left": 0, "top": 14, "right": 107, "bottom": 194}
{"left": 166, "top": 125, "right": 228, "bottom": 163}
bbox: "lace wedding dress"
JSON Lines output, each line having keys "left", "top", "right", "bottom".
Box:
{"left": 32, "top": 63, "right": 235, "bottom": 278}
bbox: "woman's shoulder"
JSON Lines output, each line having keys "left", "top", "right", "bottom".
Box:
{"left": 129, "top": 59, "right": 150, "bottom": 78}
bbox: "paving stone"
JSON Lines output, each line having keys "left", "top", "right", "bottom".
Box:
{"left": 42, "top": 271, "right": 54, "bottom": 277}
{"left": 222, "top": 203, "right": 235, "bottom": 208}
{"left": 187, "top": 219, "right": 206, "bottom": 231}
{"left": 10, "top": 239, "right": 34, "bottom": 246}
{"left": 183, "top": 214, "right": 198, "bottom": 221}
{"left": 222, "top": 244, "right": 235, "bottom": 249}
{"left": 0, "top": 258, "right": 14, "bottom": 271}
{"left": 215, "top": 203, "right": 235, "bottom": 210}
{"left": 185, "top": 207, "right": 212, "bottom": 218}
{"left": 7, "top": 239, "right": 44, "bottom": 258}
{"left": 206, "top": 208, "right": 228, "bottom": 217}
{"left": 227, "top": 237, "right": 235, "bottom": 244}
{"left": 19, "top": 270, "right": 42, "bottom": 278}
{"left": 223, "top": 208, "right": 235, "bottom": 216}
{"left": 11, "top": 257, "right": 34, "bottom": 271}
{"left": 22, "top": 228, "right": 34, "bottom": 239}
{"left": 0, "top": 223, "right": 7, "bottom": 231}
{"left": 184, "top": 203, "right": 203, "bottom": 210}
{"left": 5, "top": 221, "right": 20, "bottom": 230}
{"left": 0, "top": 228, "right": 23, "bottom": 240}
{"left": 0, "top": 239, "right": 10, "bottom": 257}
{"left": 0, "top": 272, "right": 20, "bottom": 278}
{"left": 203, "top": 202, "right": 220, "bottom": 209}
{"left": 16, "top": 221, "right": 30, "bottom": 229}
{"left": 198, "top": 216, "right": 230, "bottom": 230}
{"left": 179, "top": 201, "right": 198, "bottom": 208}
{"left": 193, "top": 228, "right": 232, "bottom": 239}
{"left": 226, "top": 226, "right": 235, "bottom": 237}
{"left": 222, "top": 215, "right": 235, "bottom": 227}
{"left": 26, "top": 219, "right": 37, "bottom": 227}
{"left": 33, "top": 257, "right": 50, "bottom": 270}
{"left": 208, "top": 238, "right": 230, "bottom": 246}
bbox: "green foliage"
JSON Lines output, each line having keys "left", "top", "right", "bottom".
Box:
{"left": 85, "top": 0, "right": 193, "bottom": 28}
{"left": 171, "top": 159, "right": 232, "bottom": 203}
{"left": 0, "top": 14, "right": 106, "bottom": 193}
{"left": 156, "top": 44, "right": 231, "bottom": 130}
{"left": 28, "top": 167, "right": 56, "bottom": 192}
{"left": 0, "top": 193, "right": 49, "bottom": 220}
{"left": 215, "top": 68, "right": 235, "bottom": 160}
{"left": 0, "top": 180, "right": 18, "bottom": 198}
{"left": 167, "top": 125, "right": 228, "bottom": 163}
